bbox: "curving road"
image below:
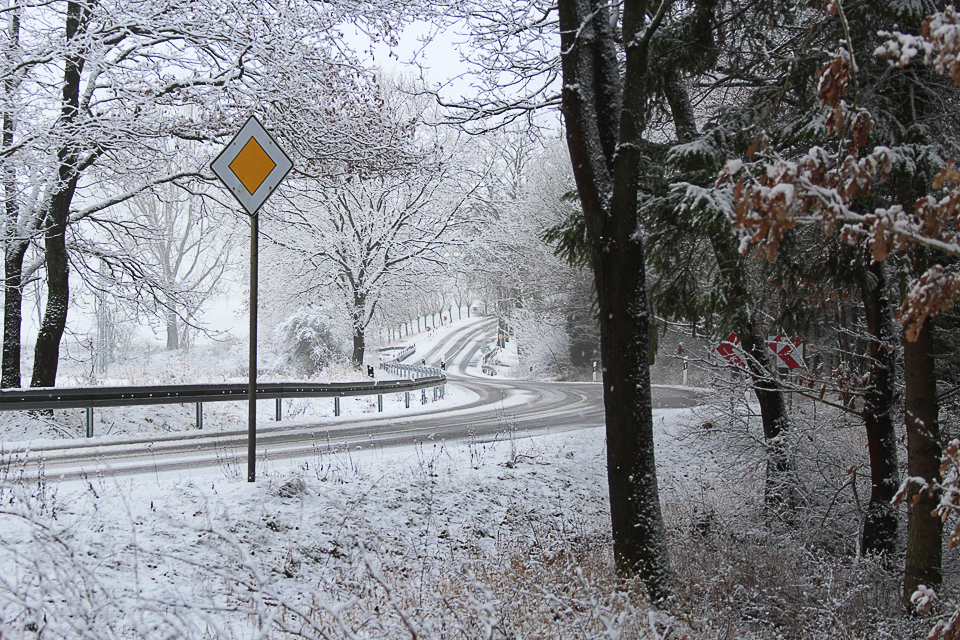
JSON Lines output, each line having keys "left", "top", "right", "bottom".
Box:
{"left": 14, "top": 318, "right": 701, "bottom": 482}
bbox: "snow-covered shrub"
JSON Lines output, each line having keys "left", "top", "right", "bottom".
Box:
{"left": 510, "top": 308, "right": 572, "bottom": 379}
{"left": 657, "top": 396, "right": 921, "bottom": 639}
{"left": 664, "top": 501, "right": 914, "bottom": 639}
{"left": 272, "top": 309, "right": 345, "bottom": 377}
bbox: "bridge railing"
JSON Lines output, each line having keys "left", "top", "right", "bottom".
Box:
{"left": 0, "top": 375, "right": 447, "bottom": 437}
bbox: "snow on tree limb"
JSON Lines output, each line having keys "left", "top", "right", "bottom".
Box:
{"left": 722, "top": 12, "right": 960, "bottom": 341}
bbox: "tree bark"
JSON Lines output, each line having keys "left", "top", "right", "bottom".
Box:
{"left": 2, "top": 242, "right": 27, "bottom": 388}
{"left": 166, "top": 311, "right": 180, "bottom": 350}
{"left": 351, "top": 292, "right": 366, "bottom": 367}
{"left": 663, "top": 47, "right": 796, "bottom": 514}
{"left": 558, "top": 0, "right": 673, "bottom": 600}
{"left": 31, "top": 0, "right": 88, "bottom": 388}
{"left": 31, "top": 194, "right": 71, "bottom": 388}
{"left": 903, "top": 317, "right": 942, "bottom": 606}
{"left": 859, "top": 261, "right": 899, "bottom": 557}
{"left": 352, "top": 324, "right": 365, "bottom": 368}
{"left": 705, "top": 227, "right": 795, "bottom": 513}
{"left": 740, "top": 325, "right": 794, "bottom": 513}
{"left": 593, "top": 217, "right": 671, "bottom": 599}
{"left": 1, "top": 5, "right": 24, "bottom": 389}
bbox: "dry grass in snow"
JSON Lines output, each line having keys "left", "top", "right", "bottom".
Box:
{"left": 0, "top": 399, "right": 939, "bottom": 639}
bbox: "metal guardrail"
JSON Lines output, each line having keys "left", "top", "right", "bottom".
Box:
{"left": 378, "top": 344, "right": 416, "bottom": 363}
{"left": 481, "top": 347, "right": 499, "bottom": 375}
{"left": 381, "top": 362, "right": 443, "bottom": 378}
{"left": 0, "top": 376, "right": 447, "bottom": 437}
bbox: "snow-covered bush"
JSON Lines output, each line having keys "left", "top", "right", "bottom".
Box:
{"left": 272, "top": 309, "right": 345, "bottom": 377}
{"left": 658, "top": 391, "right": 922, "bottom": 639}
{"left": 510, "top": 308, "right": 572, "bottom": 378}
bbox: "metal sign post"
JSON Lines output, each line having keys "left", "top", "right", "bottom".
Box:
{"left": 247, "top": 211, "right": 258, "bottom": 481}
{"left": 211, "top": 115, "right": 292, "bottom": 482}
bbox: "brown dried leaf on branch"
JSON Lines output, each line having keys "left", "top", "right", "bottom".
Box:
{"left": 817, "top": 49, "right": 852, "bottom": 110}
{"left": 723, "top": 34, "right": 960, "bottom": 342}
{"left": 878, "top": 6, "right": 960, "bottom": 85}
{"left": 898, "top": 266, "right": 960, "bottom": 341}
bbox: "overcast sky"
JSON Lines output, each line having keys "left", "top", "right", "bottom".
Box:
{"left": 349, "top": 22, "right": 480, "bottom": 100}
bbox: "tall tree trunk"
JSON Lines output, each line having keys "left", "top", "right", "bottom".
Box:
{"left": 859, "top": 261, "right": 899, "bottom": 557}
{"left": 706, "top": 227, "right": 795, "bottom": 513}
{"left": 31, "top": 0, "right": 88, "bottom": 388}
{"left": 903, "top": 317, "right": 942, "bottom": 606}
{"left": 166, "top": 310, "right": 179, "bottom": 350}
{"left": 2, "top": 243, "right": 27, "bottom": 388}
{"left": 1, "top": 4, "right": 23, "bottom": 389}
{"left": 351, "top": 293, "right": 366, "bottom": 367}
{"left": 352, "top": 324, "right": 365, "bottom": 367}
{"left": 664, "top": 46, "right": 795, "bottom": 514}
{"left": 594, "top": 221, "right": 671, "bottom": 599}
{"left": 558, "top": 0, "right": 673, "bottom": 600}
{"left": 31, "top": 195, "right": 71, "bottom": 388}
{"left": 740, "top": 325, "right": 794, "bottom": 513}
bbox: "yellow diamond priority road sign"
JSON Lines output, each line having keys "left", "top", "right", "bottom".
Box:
{"left": 212, "top": 116, "right": 292, "bottom": 215}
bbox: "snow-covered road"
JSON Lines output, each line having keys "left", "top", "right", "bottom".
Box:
{"left": 8, "top": 317, "right": 701, "bottom": 483}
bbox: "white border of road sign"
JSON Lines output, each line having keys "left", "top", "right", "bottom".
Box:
{"left": 211, "top": 115, "right": 293, "bottom": 215}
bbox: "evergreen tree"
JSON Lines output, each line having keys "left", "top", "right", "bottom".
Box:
{"left": 717, "top": 0, "right": 960, "bottom": 603}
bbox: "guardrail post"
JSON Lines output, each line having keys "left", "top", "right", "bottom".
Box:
{"left": 421, "top": 389, "right": 427, "bottom": 405}
{"left": 377, "top": 394, "right": 383, "bottom": 412}
{"left": 405, "top": 391, "right": 410, "bottom": 408}
{"left": 85, "top": 407, "right": 93, "bottom": 438}
{"left": 433, "top": 386, "right": 437, "bottom": 401}
{"left": 276, "top": 398, "right": 282, "bottom": 421}
{"left": 334, "top": 396, "right": 340, "bottom": 417}
{"left": 196, "top": 402, "right": 203, "bottom": 429}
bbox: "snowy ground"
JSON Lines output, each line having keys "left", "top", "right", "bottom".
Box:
{"left": 0, "top": 317, "right": 931, "bottom": 639}
{"left": 0, "top": 313, "right": 713, "bottom": 638}
{"left": 0, "top": 407, "right": 703, "bottom": 639}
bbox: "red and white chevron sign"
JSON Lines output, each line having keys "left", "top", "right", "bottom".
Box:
{"left": 712, "top": 334, "right": 805, "bottom": 369}
{"left": 768, "top": 336, "right": 805, "bottom": 369}
{"left": 712, "top": 334, "right": 747, "bottom": 367}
